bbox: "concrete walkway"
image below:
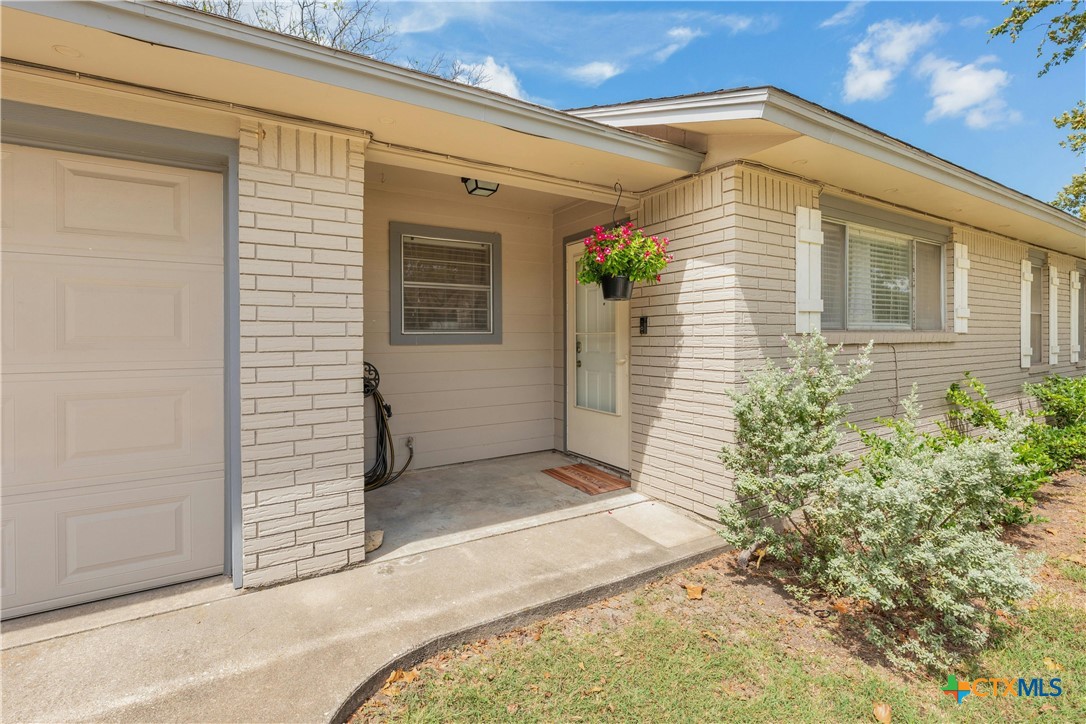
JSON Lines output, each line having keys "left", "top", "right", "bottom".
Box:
{"left": 1, "top": 500, "right": 725, "bottom": 723}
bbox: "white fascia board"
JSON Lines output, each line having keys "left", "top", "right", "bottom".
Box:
{"left": 571, "top": 88, "right": 770, "bottom": 127}
{"left": 14, "top": 1, "right": 703, "bottom": 173}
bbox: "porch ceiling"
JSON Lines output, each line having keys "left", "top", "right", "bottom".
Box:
{"left": 368, "top": 162, "right": 579, "bottom": 213}
{"left": 0, "top": 3, "right": 701, "bottom": 197}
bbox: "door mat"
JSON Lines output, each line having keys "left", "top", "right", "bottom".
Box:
{"left": 542, "top": 463, "right": 630, "bottom": 495}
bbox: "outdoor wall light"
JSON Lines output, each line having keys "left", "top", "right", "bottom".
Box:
{"left": 461, "top": 177, "right": 500, "bottom": 197}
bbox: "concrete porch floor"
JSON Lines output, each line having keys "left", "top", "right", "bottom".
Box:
{"left": 364, "top": 451, "right": 645, "bottom": 562}
{"left": 1, "top": 453, "right": 727, "bottom": 723}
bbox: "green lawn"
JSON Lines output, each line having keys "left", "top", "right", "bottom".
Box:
{"left": 353, "top": 478, "right": 1085, "bottom": 723}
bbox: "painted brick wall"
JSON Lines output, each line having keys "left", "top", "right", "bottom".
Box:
{"left": 238, "top": 120, "right": 368, "bottom": 586}
{"left": 631, "top": 162, "right": 1085, "bottom": 516}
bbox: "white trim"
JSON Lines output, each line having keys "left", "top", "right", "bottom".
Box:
{"left": 1049, "top": 261, "right": 1061, "bottom": 365}
{"left": 953, "top": 242, "right": 970, "bottom": 333}
{"left": 1021, "top": 259, "right": 1033, "bottom": 369}
{"left": 795, "top": 206, "right": 824, "bottom": 333}
{"left": 1071, "top": 270, "right": 1081, "bottom": 364}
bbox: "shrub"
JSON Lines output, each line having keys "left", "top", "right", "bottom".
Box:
{"left": 829, "top": 397, "right": 1040, "bottom": 670}
{"left": 717, "top": 334, "right": 872, "bottom": 565}
{"left": 1025, "top": 375, "right": 1086, "bottom": 470}
{"left": 719, "top": 334, "right": 1040, "bottom": 671}
{"left": 945, "top": 373, "right": 1048, "bottom": 524}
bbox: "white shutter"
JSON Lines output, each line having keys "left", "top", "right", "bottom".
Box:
{"left": 1021, "top": 259, "right": 1033, "bottom": 368}
{"left": 1071, "top": 270, "right": 1081, "bottom": 364}
{"left": 953, "top": 242, "right": 970, "bottom": 333}
{"left": 1049, "top": 262, "right": 1060, "bottom": 365}
{"left": 795, "top": 206, "right": 824, "bottom": 333}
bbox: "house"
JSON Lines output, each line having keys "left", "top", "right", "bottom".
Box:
{"left": 1, "top": 1, "right": 1083, "bottom": 620}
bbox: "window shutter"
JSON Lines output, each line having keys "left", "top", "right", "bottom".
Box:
{"left": 1021, "top": 259, "right": 1033, "bottom": 369}
{"left": 1049, "top": 263, "right": 1060, "bottom": 365}
{"left": 795, "top": 206, "right": 824, "bottom": 333}
{"left": 1071, "top": 270, "right": 1081, "bottom": 364}
{"left": 953, "top": 242, "right": 970, "bottom": 333}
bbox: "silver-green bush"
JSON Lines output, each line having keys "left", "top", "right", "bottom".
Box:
{"left": 719, "top": 334, "right": 1040, "bottom": 671}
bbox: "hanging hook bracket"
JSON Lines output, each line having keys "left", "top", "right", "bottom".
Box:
{"left": 611, "top": 182, "right": 623, "bottom": 227}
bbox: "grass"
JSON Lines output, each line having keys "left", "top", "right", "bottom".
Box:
{"left": 353, "top": 475, "right": 1085, "bottom": 723}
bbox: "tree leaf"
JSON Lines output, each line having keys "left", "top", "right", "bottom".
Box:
{"left": 685, "top": 584, "right": 704, "bottom": 600}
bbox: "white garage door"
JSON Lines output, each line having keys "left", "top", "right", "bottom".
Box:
{"left": 1, "top": 144, "right": 225, "bottom": 619}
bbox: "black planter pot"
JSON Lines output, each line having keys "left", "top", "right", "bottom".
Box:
{"left": 600, "top": 275, "right": 633, "bottom": 301}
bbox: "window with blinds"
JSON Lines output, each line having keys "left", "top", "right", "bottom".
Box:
{"left": 821, "top": 219, "right": 944, "bottom": 331}
{"left": 389, "top": 222, "right": 502, "bottom": 345}
{"left": 401, "top": 236, "right": 493, "bottom": 333}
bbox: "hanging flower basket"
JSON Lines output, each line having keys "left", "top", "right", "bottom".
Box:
{"left": 576, "top": 223, "right": 672, "bottom": 301}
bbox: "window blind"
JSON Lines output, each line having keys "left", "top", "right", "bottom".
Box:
{"left": 401, "top": 236, "right": 492, "bottom": 333}
{"left": 821, "top": 221, "right": 847, "bottom": 330}
{"left": 847, "top": 227, "right": 911, "bottom": 329}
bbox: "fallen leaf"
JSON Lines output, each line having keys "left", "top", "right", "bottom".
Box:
{"left": 873, "top": 701, "right": 891, "bottom": 723}
{"left": 1045, "top": 528, "right": 1058, "bottom": 536}
{"left": 583, "top": 686, "right": 604, "bottom": 696}
{"left": 544, "top": 672, "right": 552, "bottom": 679}
{"left": 685, "top": 584, "right": 704, "bottom": 600}
{"left": 506, "top": 704, "right": 519, "bottom": 714}
{"left": 385, "top": 670, "right": 405, "bottom": 685}
{"left": 832, "top": 599, "right": 852, "bottom": 614}
{"left": 754, "top": 548, "right": 766, "bottom": 568}
{"left": 578, "top": 661, "right": 586, "bottom": 671}
{"left": 701, "top": 630, "right": 719, "bottom": 642}
{"left": 1043, "top": 657, "right": 1064, "bottom": 672}
{"left": 401, "top": 669, "right": 420, "bottom": 684}
{"left": 532, "top": 630, "right": 542, "bottom": 642}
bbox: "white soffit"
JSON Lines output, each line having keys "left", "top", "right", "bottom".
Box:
{"left": 0, "top": 3, "right": 702, "bottom": 192}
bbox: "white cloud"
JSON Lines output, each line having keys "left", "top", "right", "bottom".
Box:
{"left": 394, "top": 2, "right": 491, "bottom": 35}
{"left": 843, "top": 18, "right": 945, "bottom": 101}
{"left": 958, "top": 16, "right": 988, "bottom": 29}
{"left": 461, "top": 56, "right": 526, "bottom": 99}
{"left": 653, "top": 26, "right": 705, "bottom": 62}
{"left": 569, "top": 61, "right": 624, "bottom": 86}
{"left": 820, "top": 1, "right": 868, "bottom": 29}
{"left": 918, "top": 54, "right": 1021, "bottom": 129}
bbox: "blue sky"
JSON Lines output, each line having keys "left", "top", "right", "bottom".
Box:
{"left": 382, "top": 1, "right": 1084, "bottom": 204}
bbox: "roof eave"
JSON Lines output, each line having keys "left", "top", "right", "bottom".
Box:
{"left": 571, "top": 86, "right": 1085, "bottom": 239}
{"left": 13, "top": 0, "right": 703, "bottom": 173}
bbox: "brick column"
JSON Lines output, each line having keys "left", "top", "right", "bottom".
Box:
{"left": 238, "top": 120, "right": 368, "bottom": 586}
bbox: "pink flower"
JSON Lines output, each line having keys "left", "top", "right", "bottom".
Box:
{"left": 655, "top": 274, "right": 662, "bottom": 282}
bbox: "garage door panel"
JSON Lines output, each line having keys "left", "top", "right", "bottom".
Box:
{"left": 0, "top": 144, "right": 222, "bottom": 265}
{"left": 0, "top": 478, "right": 224, "bottom": 618}
{"left": 3, "top": 372, "right": 223, "bottom": 495}
{"left": 1, "top": 145, "right": 225, "bottom": 618}
{"left": 56, "top": 158, "right": 190, "bottom": 242}
{"left": 2, "top": 253, "right": 223, "bottom": 370}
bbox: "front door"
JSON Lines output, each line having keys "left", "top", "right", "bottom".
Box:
{"left": 565, "top": 243, "right": 630, "bottom": 470}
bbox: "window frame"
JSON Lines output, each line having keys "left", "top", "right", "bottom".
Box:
{"left": 389, "top": 221, "right": 503, "bottom": 346}
{"left": 1029, "top": 257, "right": 1044, "bottom": 365}
{"left": 820, "top": 217, "right": 946, "bottom": 333}
{"left": 1078, "top": 262, "right": 1086, "bottom": 365}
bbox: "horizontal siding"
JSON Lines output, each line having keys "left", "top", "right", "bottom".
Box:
{"left": 363, "top": 184, "right": 556, "bottom": 470}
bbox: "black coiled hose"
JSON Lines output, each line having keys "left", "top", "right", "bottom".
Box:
{"left": 363, "top": 362, "right": 413, "bottom": 491}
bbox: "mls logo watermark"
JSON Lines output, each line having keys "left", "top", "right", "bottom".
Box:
{"left": 942, "top": 674, "right": 1063, "bottom": 704}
